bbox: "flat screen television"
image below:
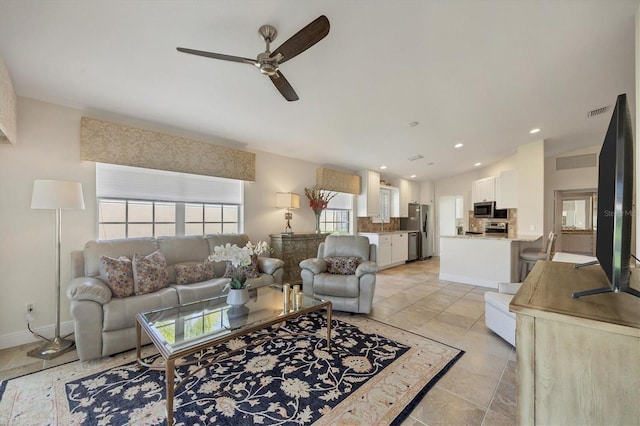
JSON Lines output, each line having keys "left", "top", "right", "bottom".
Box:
{"left": 573, "top": 93, "right": 640, "bottom": 298}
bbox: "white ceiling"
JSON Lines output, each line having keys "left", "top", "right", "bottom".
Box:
{"left": 0, "top": 0, "right": 637, "bottom": 181}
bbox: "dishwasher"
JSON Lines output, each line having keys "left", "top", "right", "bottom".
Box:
{"left": 407, "top": 232, "right": 419, "bottom": 261}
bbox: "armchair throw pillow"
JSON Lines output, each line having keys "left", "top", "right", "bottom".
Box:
{"left": 133, "top": 250, "right": 169, "bottom": 295}
{"left": 325, "top": 256, "right": 360, "bottom": 275}
{"left": 175, "top": 262, "right": 217, "bottom": 285}
{"left": 99, "top": 255, "right": 134, "bottom": 298}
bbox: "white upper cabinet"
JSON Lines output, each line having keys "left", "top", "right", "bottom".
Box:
{"left": 496, "top": 170, "right": 518, "bottom": 209}
{"left": 395, "top": 178, "right": 410, "bottom": 217}
{"left": 421, "top": 181, "right": 435, "bottom": 205}
{"left": 408, "top": 181, "right": 420, "bottom": 204}
{"left": 472, "top": 176, "right": 496, "bottom": 203}
{"left": 357, "top": 169, "right": 380, "bottom": 217}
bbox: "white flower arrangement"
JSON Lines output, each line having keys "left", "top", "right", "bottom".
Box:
{"left": 208, "top": 241, "right": 272, "bottom": 290}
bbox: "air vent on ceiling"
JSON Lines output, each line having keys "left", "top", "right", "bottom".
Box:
{"left": 556, "top": 153, "right": 597, "bottom": 170}
{"left": 408, "top": 154, "right": 424, "bottom": 161}
{"left": 587, "top": 105, "right": 609, "bottom": 118}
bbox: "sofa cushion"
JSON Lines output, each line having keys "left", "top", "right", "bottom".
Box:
{"left": 99, "top": 255, "right": 134, "bottom": 298}
{"left": 133, "top": 250, "right": 169, "bottom": 295}
{"left": 102, "top": 287, "right": 178, "bottom": 332}
{"left": 83, "top": 238, "right": 159, "bottom": 277}
{"left": 325, "top": 256, "right": 360, "bottom": 275}
{"left": 175, "top": 262, "right": 216, "bottom": 285}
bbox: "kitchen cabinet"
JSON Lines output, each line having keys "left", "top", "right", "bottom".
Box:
{"left": 391, "top": 178, "right": 412, "bottom": 216}
{"left": 359, "top": 232, "right": 408, "bottom": 269}
{"left": 421, "top": 181, "right": 434, "bottom": 205}
{"left": 357, "top": 169, "right": 380, "bottom": 217}
{"left": 496, "top": 170, "right": 517, "bottom": 209}
{"left": 408, "top": 181, "right": 420, "bottom": 204}
{"left": 391, "top": 233, "right": 408, "bottom": 264}
{"left": 472, "top": 176, "right": 496, "bottom": 203}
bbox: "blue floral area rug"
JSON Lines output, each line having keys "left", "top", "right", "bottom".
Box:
{"left": 0, "top": 313, "right": 463, "bottom": 425}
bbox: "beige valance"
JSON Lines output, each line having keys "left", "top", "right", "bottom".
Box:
{"left": 316, "top": 167, "right": 360, "bottom": 194}
{"left": 0, "top": 57, "right": 17, "bottom": 145}
{"left": 80, "top": 117, "right": 255, "bottom": 181}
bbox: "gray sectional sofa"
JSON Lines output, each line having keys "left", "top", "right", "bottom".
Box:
{"left": 67, "top": 234, "right": 284, "bottom": 361}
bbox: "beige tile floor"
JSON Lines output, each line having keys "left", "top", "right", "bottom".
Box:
{"left": 0, "top": 257, "right": 516, "bottom": 425}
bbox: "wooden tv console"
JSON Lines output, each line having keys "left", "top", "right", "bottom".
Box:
{"left": 510, "top": 260, "right": 640, "bottom": 425}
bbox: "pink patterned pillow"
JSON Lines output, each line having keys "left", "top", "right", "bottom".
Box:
{"left": 99, "top": 255, "right": 134, "bottom": 298}
{"left": 175, "top": 262, "right": 216, "bottom": 285}
{"left": 325, "top": 257, "right": 360, "bottom": 275}
{"left": 223, "top": 254, "right": 260, "bottom": 280}
{"left": 132, "top": 250, "right": 169, "bottom": 295}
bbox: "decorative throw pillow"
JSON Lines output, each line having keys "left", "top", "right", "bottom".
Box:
{"left": 99, "top": 255, "right": 134, "bottom": 298}
{"left": 175, "top": 262, "right": 216, "bottom": 285}
{"left": 223, "top": 254, "right": 260, "bottom": 280}
{"left": 325, "top": 256, "right": 360, "bottom": 275}
{"left": 132, "top": 250, "right": 169, "bottom": 295}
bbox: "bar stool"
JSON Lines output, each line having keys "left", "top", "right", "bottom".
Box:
{"left": 520, "top": 232, "right": 556, "bottom": 281}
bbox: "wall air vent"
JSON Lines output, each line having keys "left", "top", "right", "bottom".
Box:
{"left": 587, "top": 106, "right": 609, "bottom": 118}
{"left": 408, "top": 154, "right": 424, "bottom": 161}
{"left": 556, "top": 153, "right": 597, "bottom": 170}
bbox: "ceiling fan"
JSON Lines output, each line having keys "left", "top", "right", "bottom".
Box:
{"left": 177, "top": 15, "right": 330, "bottom": 101}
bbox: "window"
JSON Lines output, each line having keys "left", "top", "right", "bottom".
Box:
{"left": 96, "top": 163, "right": 242, "bottom": 240}
{"left": 318, "top": 192, "right": 353, "bottom": 234}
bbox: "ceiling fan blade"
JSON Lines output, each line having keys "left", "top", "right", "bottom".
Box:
{"left": 269, "top": 71, "right": 299, "bottom": 101}
{"left": 176, "top": 47, "right": 256, "bottom": 65}
{"left": 271, "top": 15, "right": 329, "bottom": 64}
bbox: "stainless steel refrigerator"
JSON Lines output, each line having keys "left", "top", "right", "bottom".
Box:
{"left": 400, "top": 204, "right": 434, "bottom": 259}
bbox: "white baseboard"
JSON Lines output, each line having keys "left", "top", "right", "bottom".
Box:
{"left": 438, "top": 273, "right": 498, "bottom": 289}
{"left": 0, "top": 321, "right": 75, "bottom": 351}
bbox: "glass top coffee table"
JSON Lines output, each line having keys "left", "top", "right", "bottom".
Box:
{"left": 135, "top": 285, "right": 332, "bottom": 426}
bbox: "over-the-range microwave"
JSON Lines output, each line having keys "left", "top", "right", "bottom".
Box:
{"left": 473, "top": 201, "right": 508, "bottom": 219}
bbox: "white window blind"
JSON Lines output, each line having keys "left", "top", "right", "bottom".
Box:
{"left": 96, "top": 163, "right": 242, "bottom": 204}
{"left": 328, "top": 192, "right": 353, "bottom": 209}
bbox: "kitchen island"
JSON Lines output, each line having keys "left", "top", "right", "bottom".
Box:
{"left": 439, "top": 234, "right": 542, "bottom": 288}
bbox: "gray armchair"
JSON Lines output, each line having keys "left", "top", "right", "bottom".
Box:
{"left": 299, "top": 235, "right": 378, "bottom": 314}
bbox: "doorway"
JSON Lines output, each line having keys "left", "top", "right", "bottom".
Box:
{"left": 553, "top": 190, "right": 597, "bottom": 255}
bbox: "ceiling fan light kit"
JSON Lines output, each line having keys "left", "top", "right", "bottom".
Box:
{"left": 177, "top": 15, "right": 330, "bottom": 101}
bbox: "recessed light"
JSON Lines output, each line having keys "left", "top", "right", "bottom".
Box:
{"left": 409, "top": 121, "right": 419, "bottom": 127}
{"left": 474, "top": 162, "right": 482, "bottom": 167}
{"left": 454, "top": 143, "right": 464, "bottom": 148}
{"left": 530, "top": 128, "right": 541, "bottom": 134}
{"left": 410, "top": 174, "right": 416, "bottom": 178}
{"left": 380, "top": 165, "right": 387, "bottom": 170}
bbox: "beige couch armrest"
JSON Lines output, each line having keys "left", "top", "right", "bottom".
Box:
{"left": 67, "top": 277, "right": 112, "bottom": 305}
{"left": 299, "top": 258, "right": 327, "bottom": 275}
{"left": 356, "top": 261, "right": 378, "bottom": 278}
{"left": 257, "top": 256, "right": 285, "bottom": 275}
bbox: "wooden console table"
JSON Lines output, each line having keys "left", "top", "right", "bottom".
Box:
{"left": 270, "top": 233, "right": 329, "bottom": 284}
{"left": 510, "top": 261, "right": 640, "bottom": 425}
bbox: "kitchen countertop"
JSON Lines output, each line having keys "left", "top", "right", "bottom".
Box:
{"left": 441, "top": 234, "right": 542, "bottom": 242}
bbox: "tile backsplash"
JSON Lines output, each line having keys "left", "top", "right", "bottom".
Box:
{"left": 468, "top": 209, "right": 518, "bottom": 238}
{"left": 357, "top": 217, "right": 400, "bottom": 233}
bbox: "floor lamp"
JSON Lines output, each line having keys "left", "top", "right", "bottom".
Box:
{"left": 29, "top": 179, "right": 85, "bottom": 359}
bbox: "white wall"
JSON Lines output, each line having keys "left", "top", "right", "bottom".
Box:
{"left": 0, "top": 97, "right": 328, "bottom": 348}
{"left": 517, "top": 140, "right": 545, "bottom": 234}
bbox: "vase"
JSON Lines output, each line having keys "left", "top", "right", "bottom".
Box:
{"left": 226, "top": 287, "right": 250, "bottom": 306}
{"left": 314, "top": 210, "right": 322, "bottom": 234}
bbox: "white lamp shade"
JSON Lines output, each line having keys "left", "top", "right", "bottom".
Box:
{"left": 31, "top": 180, "right": 85, "bottom": 210}
{"left": 275, "top": 192, "right": 300, "bottom": 209}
